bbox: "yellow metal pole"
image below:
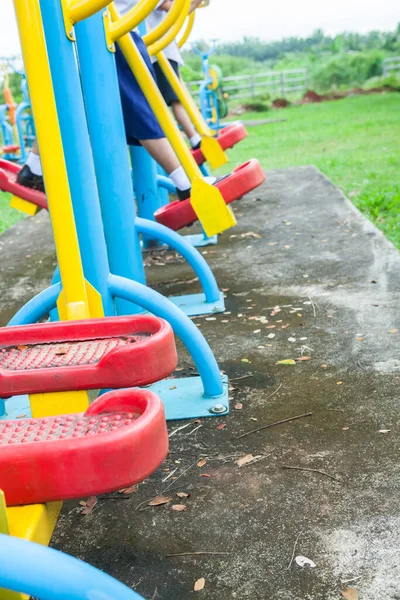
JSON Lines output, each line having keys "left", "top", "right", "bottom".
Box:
{"left": 13, "top": 0, "right": 89, "bottom": 322}
{"left": 177, "top": 12, "right": 194, "bottom": 49}
{"left": 142, "top": 0, "right": 186, "bottom": 46}
{"left": 68, "top": 0, "right": 110, "bottom": 24}
{"left": 154, "top": 51, "right": 213, "bottom": 137}
{"left": 108, "top": 0, "right": 159, "bottom": 41}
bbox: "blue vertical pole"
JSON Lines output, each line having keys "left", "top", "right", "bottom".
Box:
{"left": 38, "top": 0, "right": 114, "bottom": 316}
{"left": 130, "top": 145, "right": 161, "bottom": 248}
{"left": 75, "top": 13, "right": 146, "bottom": 315}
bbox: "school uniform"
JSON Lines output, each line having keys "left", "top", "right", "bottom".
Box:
{"left": 121, "top": 0, "right": 184, "bottom": 106}
{"left": 114, "top": 0, "right": 164, "bottom": 144}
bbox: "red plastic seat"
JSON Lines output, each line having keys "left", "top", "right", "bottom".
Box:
{"left": 154, "top": 159, "right": 265, "bottom": 231}
{"left": 0, "top": 159, "right": 47, "bottom": 210}
{"left": 191, "top": 122, "right": 248, "bottom": 166}
{"left": 0, "top": 388, "right": 168, "bottom": 505}
{"left": 2, "top": 145, "right": 20, "bottom": 155}
{"left": 0, "top": 315, "right": 177, "bottom": 397}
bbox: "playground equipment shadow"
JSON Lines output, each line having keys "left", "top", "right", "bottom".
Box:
{"left": 1, "top": 166, "right": 400, "bottom": 599}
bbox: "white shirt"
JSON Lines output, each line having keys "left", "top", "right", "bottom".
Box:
{"left": 113, "top": 0, "right": 184, "bottom": 65}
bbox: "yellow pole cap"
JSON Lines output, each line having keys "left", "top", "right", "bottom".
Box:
{"left": 200, "top": 136, "right": 228, "bottom": 170}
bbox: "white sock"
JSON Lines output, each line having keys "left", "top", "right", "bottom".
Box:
{"left": 26, "top": 152, "right": 42, "bottom": 176}
{"left": 169, "top": 166, "right": 191, "bottom": 191}
{"left": 189, "top": 133, "right": 202, "bottom": 148}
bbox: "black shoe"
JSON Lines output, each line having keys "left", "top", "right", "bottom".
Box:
{"left": 191, "top": 141, "right": 201, "bottom": 151}
{"left": 177, "top": 187, "right": 191, "bottom": 201}
{"left": 176, "top": 174, "right": 231, "bottom": 202}
{"left": 16, "top": 164, "right": 45, "bottom": 193}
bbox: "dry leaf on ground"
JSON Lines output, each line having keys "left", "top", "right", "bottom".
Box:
{"left": 148, "top": 496, "right": 172, "bottom": 507}
{"left": 236, "top": 454, "right": 255, "bottom": 467}
{"left": 296, "top": 356, "right": 311, "bottom": 361}
{"left": 234, "top": 402, "right": 243, "bottom": 410}
{"left": 81, "top": 496, "right": 97, "bottom": 515}
{"left": 341, "top": 588, "right": 359, "bottom": 600}
{"left": 216, "top": 423, "right": 226, "bottom": 430}
{"left": 194, "top": 577, "right": 206, "bottom": 591}
{"left": 276, "top": 359, "right": 296, "bottom": 365}
{"left": 171, "top": 504, "right": 187, "bottom": 512}
{"left": 197, "top": 459, "right": 207, "bottom": 468}
{"left": 176, "top": 492, "right": 190, "bottom": 499}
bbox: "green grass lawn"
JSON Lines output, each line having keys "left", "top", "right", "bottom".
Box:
{"left": 227, "top": 92, "right": 400, "bottom": 247}
{"left": 0, "top": 190, "right": 24, "bottom": 233}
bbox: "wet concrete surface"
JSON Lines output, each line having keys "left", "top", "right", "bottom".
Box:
{"left": 1, "top": 166, "right": 400, "bottom": 599}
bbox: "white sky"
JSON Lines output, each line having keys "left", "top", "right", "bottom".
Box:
{"left": 0, "top": 0, "right": 398, "bottom": 57}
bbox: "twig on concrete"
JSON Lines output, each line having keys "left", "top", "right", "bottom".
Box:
{"left": 287, "top": 531, "right": 303, "bottom": 570}
{"left": 230, "top": 374, "right": 253, "bottom": 381}
{"left": 341, "top": 576, "right": 362, "bottom": 584}
{"left": 236, "top": 411, "right": 311, "bottom": 439}
{"left": 166, "top": 551, "right": 230, "bottom": 557}
{"left": 308, "top": 296, "right": 317, "bottom": 317}
{"left": 162, "top": 468, "right": 178, "bottom": 483}
{"left": 169, "top": 422, "right": 193, "bottom": 437}
{"left": 186, "top": 424, "right": 202, "bottom": 436}
{"left": 281, "top": 465, "right": 340, "bottom": 482}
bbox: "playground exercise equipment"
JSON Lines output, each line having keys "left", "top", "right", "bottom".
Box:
{"left": 0, "top": 61, "right": 35, "bottom": 163}
{"left": 0, "top": 533, "right": 146, "bottom": 599}
{"left": 0, "top": 1, "right": 183, "bottom": 596}
{"left": 192, "top": 40, "right": 228, "bottom": 130}
{"left": 6, "top": 0, "right": 229, "bottom": 427}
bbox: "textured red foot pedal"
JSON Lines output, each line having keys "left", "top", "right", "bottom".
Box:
{"left": 0, "top": 159, "right": 47, "bottom": 210}
{"left": 0, "top": 316, "right": 177, "bottom": 397}
{"left": 191, "top": 122, "right": 248, "bottom": 166}
{"left": 155, "top": 159, "right": 265, "bottom": 231}
{"left": 0, "top": 388, "right": 168, "bottom": 505}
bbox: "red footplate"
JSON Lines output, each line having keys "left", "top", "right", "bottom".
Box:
{"left": 0, "top": 315, "right": 177, "bottom": 397}
{"left": 0, "top": 388, "right": 168, "bottom": 505}
{"left": 0, "top": 159, "right": 48, "bottom": 209}
{"left": 155, "top": 159, "right": 265, "bottom": 231}
{"left": 191, "top": 122, "right": 248, "bottom": 166}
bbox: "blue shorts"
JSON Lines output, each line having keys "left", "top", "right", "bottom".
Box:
{"left": 115, "top": 32, "right": 164, "bottom": 146}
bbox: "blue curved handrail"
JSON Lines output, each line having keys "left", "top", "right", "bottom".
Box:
{"left": 0, "top": 534, "right": 144, "bottom": 599}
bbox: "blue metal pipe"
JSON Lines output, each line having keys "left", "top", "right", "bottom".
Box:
{"left": 7, "top": 284, "right": 61, "bottom": 326}
{"left": 108, "top": 274, "right": 223, "bottom": 397}
{"left": 136, "top": 217, "right": 220, "bottom": 302}
{"left": 39, "top": 0, "right": 115, "bottom": 317}
{"left": 130, "top": 145, "right": 160, "bottom": 247}
{"left": 75, "top": 14, "right": 146, "bottom": 315}
{"left": 0, "top": 535, "right": 144, "bottom": 600}
{"left": 157, "top": 173, "right": 176, "bottom": 194}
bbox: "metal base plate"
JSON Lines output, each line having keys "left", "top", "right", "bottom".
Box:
{"left": 148, "top": 374, "right": 229, "bottom": 421}
{"left": 183, "top": 233, "right": 218, "bottom": 247}
{"left": 167, "top": 291, "right": 225, "bottom": 316}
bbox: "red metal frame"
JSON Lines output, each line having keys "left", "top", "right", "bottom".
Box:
{"left": 0, "top": 388, "right": 168, "bottom": 505}
{"left": 0, "top": 316, "right": 177, "bottom": 397}
{"left": 191, "top": 122, "right": 248, "bottom": 166}
{"left": 0, "top": 158, "right": 47, "bottom": 210}
{"left": 154, "top": 159, "right": 265, "bottom": 231}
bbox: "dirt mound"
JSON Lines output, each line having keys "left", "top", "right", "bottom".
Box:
{"left": 272, "top": 98, "right": 289, "bottom": 108}
{"left": 302, "top": 90, "right": 323, "bottom": 103}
